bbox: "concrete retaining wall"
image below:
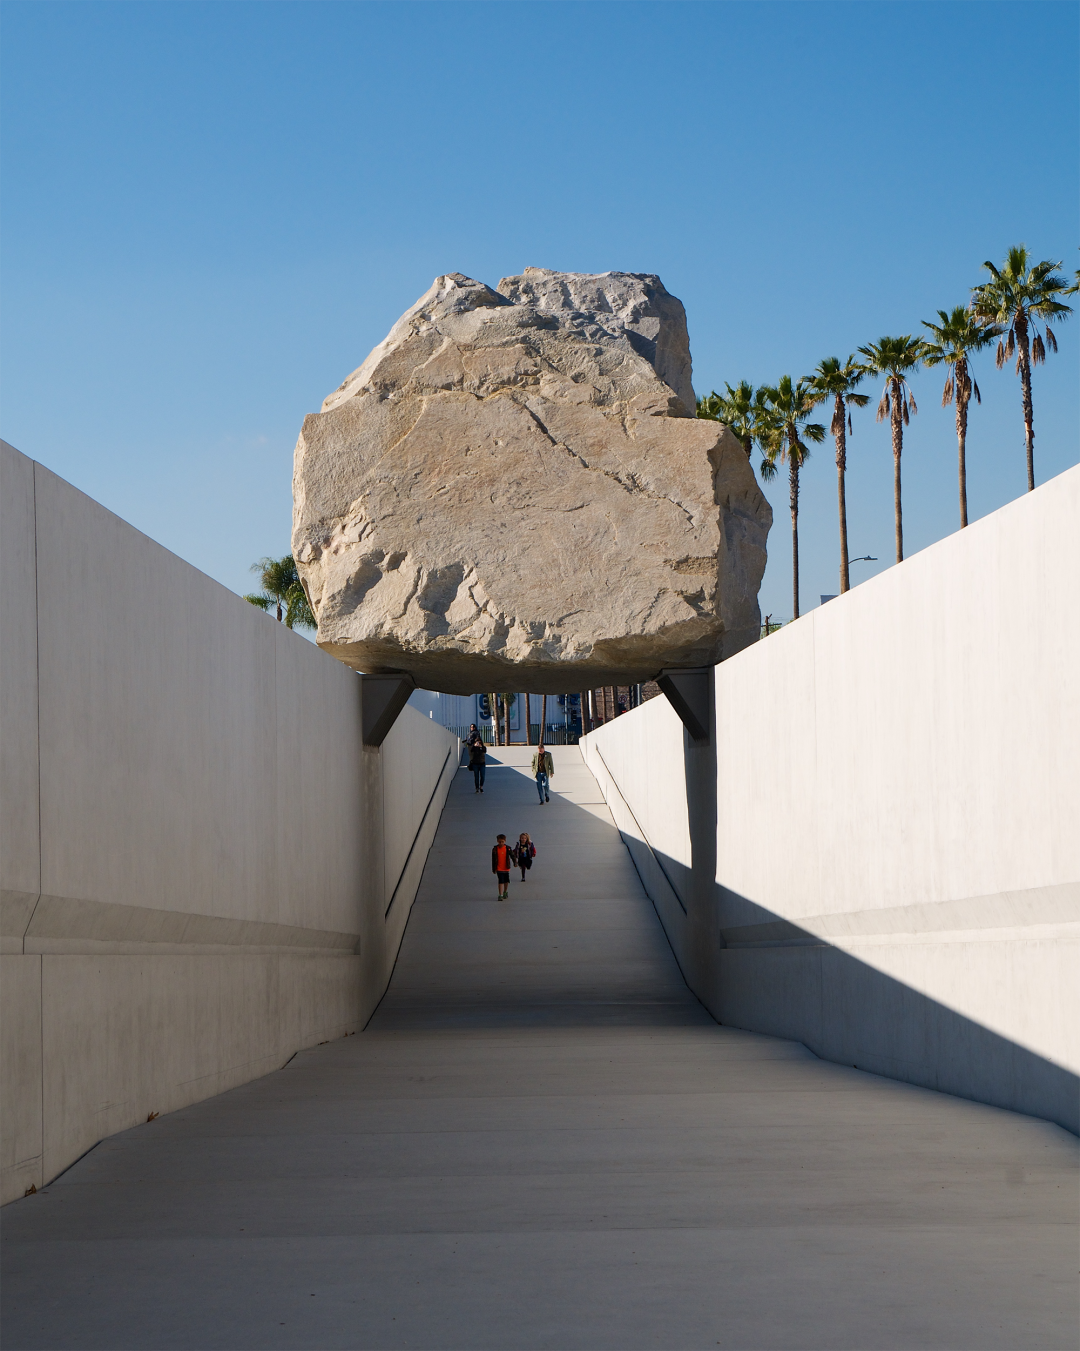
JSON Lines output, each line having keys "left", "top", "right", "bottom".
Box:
{"left": 0, "top": 441, "right": 458, "bottom": 1203}
{"left": 583, "top": 466, "right": 1080, "bottom": 1132}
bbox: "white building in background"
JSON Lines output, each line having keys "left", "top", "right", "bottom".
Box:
{"left": 407, "top": 690, "right": 580, "bottom": 741}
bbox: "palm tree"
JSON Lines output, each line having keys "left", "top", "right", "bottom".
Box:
{"left": 807, "top": 357, "right": 869, "bottom": 594}
{"left": 487, "top": 693, "right": 499, "bottom": 744}
{"left": 759, "top": 376, "right": 825, "bottom": 620}
{"left": 495, "top": 693, "right": 516, "bottom": 745}
{"left": 697, "top": 381, "right": 769, "bottom": 459}
{"left": 244, "top": 555, "right": 316, "bottom": 630}
{"left": 857, "top": 336, "right": 923, "bottom": 564}
{"left": 921, "top": 308, "right": 1001, "bottom": 528}
{"left": 970, "top": 246, "right": 1072, "bottom": 492}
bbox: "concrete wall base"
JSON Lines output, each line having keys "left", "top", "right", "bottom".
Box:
{"left": 1, "top": 951, "right": 364, "bottom": 1200}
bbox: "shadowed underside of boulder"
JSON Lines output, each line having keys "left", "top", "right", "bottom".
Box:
{"left": 292, "top": 268, "right": 772, "bottom": 695}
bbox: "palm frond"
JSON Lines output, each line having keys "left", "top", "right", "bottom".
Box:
{"left": 941, "top": 376, "right": 954, "bottom": 408}
{"left": 1045, "top": 326, "right": 1058, "bottom": 352}
{"left": 697, "top": 381, "right": 771, "bottom": 453}
{"left": 922, "top": 305, "right": 1001, "bottom": 364}
{"left": 284, "top": 581, "right": 317, "bottom": 630}
{"left": 251, "top": 554, "right": 300, "bottom": 604}
{"left": 806, "top": 358, "right": 863, "bottom": 406}
{"left": 972, "top": 379, "right": 981, "bottom": 404}
{"left": 1005, "top": 245, "right": 1029, "bottom": 276}
{"left": 858, "top": 335, "right": 922, "bottom": 379}
{"left": 244, "top": 593, "right": 272, "bottom": 611}
{"left": 972, "top": 247, "right": 1072, "bottom": 341}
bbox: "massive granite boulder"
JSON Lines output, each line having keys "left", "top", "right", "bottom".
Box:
{"left": 292, "top": 268, "right": 772, "bottom": 695}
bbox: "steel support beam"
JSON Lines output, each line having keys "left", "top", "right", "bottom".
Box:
{"left": 361, "top": 673, "right": 416, "bottom": 747}
{"left": 656, "top": 667, "right": 712, "bottom": 742}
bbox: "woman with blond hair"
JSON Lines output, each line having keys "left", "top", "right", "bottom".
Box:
{"left": 514, "top": 832, "right": 536, "bottom": 881}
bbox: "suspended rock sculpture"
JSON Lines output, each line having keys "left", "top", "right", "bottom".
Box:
{"left": 292, "top": 268, "right": 771, "bottom": 694}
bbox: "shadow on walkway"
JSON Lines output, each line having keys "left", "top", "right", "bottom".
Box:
{"left": 2, "top": 747, "right": 1076, "bottom": 1350}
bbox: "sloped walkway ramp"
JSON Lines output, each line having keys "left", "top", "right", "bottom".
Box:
{"left": 2, "top": 747, "right": 1076, "bottom": 1349}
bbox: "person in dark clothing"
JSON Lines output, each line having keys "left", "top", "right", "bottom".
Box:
{"left": 492, "top": 834, "right": 512, "bottom": 901}
{"left": 468, "top": 736, "right": 487, "bottom": 793}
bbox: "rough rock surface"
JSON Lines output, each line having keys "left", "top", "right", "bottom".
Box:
{"left": 495, "top": 267, "right": 697, "bottom": 416}
{"left": 292, "top": 269, "right": 772, "bottom": 695}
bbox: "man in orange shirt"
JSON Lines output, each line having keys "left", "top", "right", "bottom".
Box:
{"left": 491, "top": 833, "right": 512, "bottom": 901}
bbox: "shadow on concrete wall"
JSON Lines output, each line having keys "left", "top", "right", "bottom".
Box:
{"left": 613, "top": 731, "right": 1078, "bottom": 1136}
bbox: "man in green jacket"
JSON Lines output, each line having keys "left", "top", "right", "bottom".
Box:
{"left": 532, "top": 744, "right": 554, "bottom": 804}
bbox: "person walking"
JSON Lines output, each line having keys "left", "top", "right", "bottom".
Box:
{"left": 532, "top": 743, "right": 554, "bottom": 804}
{"left": 492, "top": 834, "right": 513, "bottom": 901}
{"left": 514, "top": 832, "right": 536, "bottom": 881}
{"left": 467, "top": 735, "right": 487, "bottom": 793}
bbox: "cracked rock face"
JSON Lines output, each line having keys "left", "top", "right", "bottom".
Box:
{"left": 292, "top": 268, "right": 772, "bottom": 695}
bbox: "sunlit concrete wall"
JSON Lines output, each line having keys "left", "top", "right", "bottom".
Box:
{"left": 584, "top": 466, "right": 1080, "bottom": 1132}
{"left": 1, "top": 441, "right": 457, "bottom": 1203}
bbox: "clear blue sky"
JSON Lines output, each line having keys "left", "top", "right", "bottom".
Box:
{"left": 3, "top": 0, "right": 1077, "bottom": 634}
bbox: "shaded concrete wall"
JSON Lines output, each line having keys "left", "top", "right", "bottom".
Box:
{"left": 583, "top": 466, "right": 1080, "bottom": 1131}
{"left": 1, "top": 442, "right": 458, "bottom": 1203}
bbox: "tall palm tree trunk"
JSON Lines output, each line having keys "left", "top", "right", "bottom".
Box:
{"left": 890, "top": 379, "right": 904, "bottom": 563}
{"left": 525, "top": 694, "right": 532, "bottom": 745}
{"left": 502, "top": 695, "right": 510, "bottom": 747}
{"left": 956, "top": 362, "right": 969, "bottom": 528}
{"left": 1016, "top": 318, "right": 1035, "bottom": 491}
{"left": 541, "top": 694, "right": 547, "bottom": 741}
{"left": 834, "top": 394, "right": 850, "bottom": 593}
{"left": 580, "top": 692, "right": 590, "bottom": 735}
{"left": 789, "top": 453, "right": 800, "bottom": 620}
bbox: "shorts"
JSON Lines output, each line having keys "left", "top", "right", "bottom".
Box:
{"left": 496, "top": 871, "right": 510, "bottom": 884}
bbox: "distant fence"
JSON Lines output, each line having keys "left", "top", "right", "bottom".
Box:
{"left": 449, "top": 724, "right": 581, "bottom": 747}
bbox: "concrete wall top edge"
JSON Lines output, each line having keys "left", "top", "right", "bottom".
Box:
{"left": 720, "top": 461, "right": 1080, "bottom": 668}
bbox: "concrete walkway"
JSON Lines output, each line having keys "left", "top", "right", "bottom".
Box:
{"left": 2, "top": 747, "right": 1077, "bottom": 1349}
